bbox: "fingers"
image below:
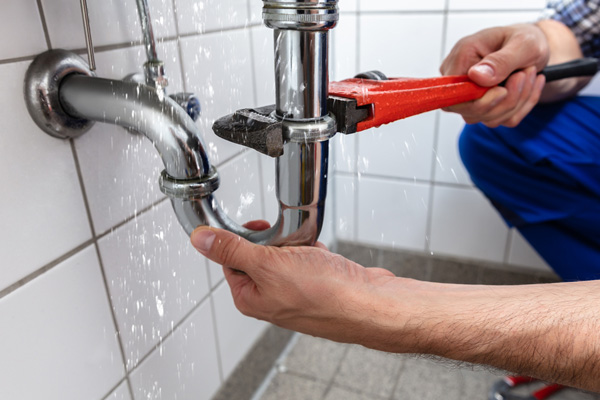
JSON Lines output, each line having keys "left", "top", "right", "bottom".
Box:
{"left": 190, "top": 226, "right": 268, "bottom": 273}
{"left": 445, "top": 67, "right": 544, "bottom": 127}
{"left": 467, "top": 27, "right": 547, "bottom": 87}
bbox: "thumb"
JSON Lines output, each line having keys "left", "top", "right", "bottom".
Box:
{"left": 190, "top": 226, "right": 265, "bottom": 272}
{"left": 469, "top": 40, "right": 538, "bottom": 87}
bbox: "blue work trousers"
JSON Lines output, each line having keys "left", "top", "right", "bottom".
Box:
{"left": 459, "top": 96, "right": 600, "bottom": 281}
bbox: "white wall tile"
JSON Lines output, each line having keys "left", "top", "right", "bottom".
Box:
{"left": 434, "top": 112, "right": 472, "bottom": 185}
{"left": 430, "top": 186, "right": 509, "bottom": 262}
{"left": 340, "top": 0, "right": 358, "bottom": 12}
{"left": 508, "top": 229, "right": 552, "bottom": 272}
{"left": 258, "top": 153, "right": 280, "bottom": 225}
{"left": 175, "top": 0, "right": 249, "bottom": 35}
{"left": 98, "top": 201, "right": 210, "bottom": 370}
{"left": 448, "top": 0, "right": 546, "bottom": 10}
{"left": 320, "top": 168, "right": 337, "bottom": 249}
{"left": 360, "top": 14, "right": 444, "bottom": 78}
{"left": 248, "top": 0, "right": 263, "bottom": 25}
{"left": 332, "top": 14, "right": 358, "bottom": 82}
{"left": 358, "top": 113, "right": 436, "bottom": 181}
{"left": 106, "top": 381, "right": 132, "bottom": 400}
{"left": 0, "top": 0, "right": 47, "bottom": 59}
{"left": 333, "top": 134, "right": 357, "bottom": 174}
{"left": 334, "top": 174, "right": 356, "bottom": 241}
{"left": 212, "top": 282, "right": 268, "bottom": 380}
{"left": 74, "top": 42, "right": 185, "bottom": 234}
{"left": 0, "top": 246, "right": 124, "bottom": 400}
{"left": 215, "top": 151, "right": 266, "bottom": 225}
{"left": 357, "top": 178, "right": 429, "bottom": 250}
{"left": 207, "top": 259, "right": 226, "bottom": 289}
{"left": 180, "top": 30, "right": 255, "bottom": 164}
{"left": 130, "top": 299, "right": 222, "bottom": 400}
{"left": 360, "top": 0, "right": 445, "bottom": 12}
{"left": 0, "top": 61, "right": 91, "bottom": 290}
{"left": 251, "top": 26, "right": 276, "bottom": 107}
{"left": 444, "top": 12, "right": 541, "bottom": 59}
{"left": 42, "top": 0, "right": 176, "bottom": 50}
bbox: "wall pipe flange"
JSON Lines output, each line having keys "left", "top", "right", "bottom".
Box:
{"left": 159, "top": 168, "right": 220, "bottom": 199}
{"left": 24, "top": 49, "right": 96, "bottom": 139}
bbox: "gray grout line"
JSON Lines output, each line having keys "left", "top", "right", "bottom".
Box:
{"left": 0, "top": 193, "right": 169, "bottom": 300}
{"left": 0, "top": 239, "right": 95, "bottom": 300}
{"left": 127, "top": 290, "right": 213, "bottom": 373}
{"left": 320, "top": 344, "right": 352, "bottom": 400}
{"left": 209, "top": 291, "right": 226, "bottom": 384}
{"left": 70, "top": 139, "right": 132, "bottom": 396}
{"left": 100, "top": 376, "right": 129, "bottom": 400}
{"left": 93, "top": 241, "right": 132, "bottom": 399}
{"left": 70, "top": 139, "right": 97, "bottom": 237}
{"left": 335, "top": 170, "right": 474, "bottom": 189}
{"left": 357, "top": 9, "right": 542, "bottom": 15}
{"left": 250, "top": 332, "right": 302, "bottom": 400}
{"left": 0, "top": 55, "right": 38, "bottom": 65}
{"left": 35, "top": 0, "right": 52, "bottom": 50}
{"left": 95, "top": 196, "right": 169, "bottom": 241}
{"left": 215, "top": 147, "right": 251, "bottom": 169}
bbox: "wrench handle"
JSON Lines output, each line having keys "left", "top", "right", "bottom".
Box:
{"left": 542, "top": 57, "right": 598, "bottom": 82}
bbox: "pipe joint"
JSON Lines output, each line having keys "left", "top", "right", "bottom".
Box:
{"left": 263, "top": 0, "right": 339, "bottom": 31}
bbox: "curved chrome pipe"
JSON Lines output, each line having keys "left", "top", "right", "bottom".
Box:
{"left": 61, "top": 74, "right": 208, "bottom": 180}
{"left": 58, "top": 73, "right": 328, "bottom": 244}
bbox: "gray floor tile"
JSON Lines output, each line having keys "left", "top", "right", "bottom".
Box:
{"left": 460, "top": 367, "right": 505, "bottom": 399}
{"left": 333, "top": 345, "right": 404, "bottom": 398}
{"left": 324, "top": 386, "right": 387, "bottom": 400}
{"left": 478, "top": 267, "right": 539, "bottom": 285}
{"left": 282, "top": 335, "right": 348, "bottom": 382}
{"left": 260, "top": 372, "right": 328, "bottom": 400}
{"left": 213, "top": 325, "right": 295, "bottom": 400}
{"left": 393, "top": 357, "right": 464, "bottom": 400}
{"left": 429, "top": 258, "right": 480, "bottom": 284}
{"left": 337, "top": 241, "right": 381, "bottom": 268}
{"left": 380, "top": 250, "right": 431, "bottom": 280}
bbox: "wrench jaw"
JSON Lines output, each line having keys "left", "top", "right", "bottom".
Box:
{"left": 212, "top": 105, "right": 285, "bottom": 158}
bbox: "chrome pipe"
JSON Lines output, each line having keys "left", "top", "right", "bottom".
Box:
{"left": 135, "top": 0, "right": 158, "bottom": 62}
{"left": 58, "top": 73, "right": 328, "bottom": 243}
{"left": 274, "top": 30, "right": 328, "bottom": 119}
{"left": 135, "top": 0, "right": 167, "bottom": 91}
{"left": 60, "top": 74, "right": 209, "bottom": 179}
{"left": 168, "top": 140, "right": 328, "bottom": 244}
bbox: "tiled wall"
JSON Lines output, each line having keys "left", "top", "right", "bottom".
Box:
{"left": 2, "top": 1, "right": 599, "bottom": 399}
{"left": 0, "top": 0, "right": 320, "bottom": 399}
{"left": 330, "top": 0, "right": 600, "bottom": 273}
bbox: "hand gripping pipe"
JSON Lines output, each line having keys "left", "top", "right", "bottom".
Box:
{"left": 24, "top": 0, "right": 339, "bottom": 247}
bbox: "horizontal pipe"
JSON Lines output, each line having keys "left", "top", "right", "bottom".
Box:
{"left": 60, "top": 74, "right": 209, "bottom": 180}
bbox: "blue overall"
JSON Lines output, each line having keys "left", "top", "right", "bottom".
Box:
{"left": 459, "top": 96, "right": 600, "bottom": 281}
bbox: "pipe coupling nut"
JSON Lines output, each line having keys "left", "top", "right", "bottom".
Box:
{"left": 159, "top": 168, "right": 220, "bottom": 199}
{"left": 280, "top": 112, "right": 337, "bottom": 143}
{"left": 263, "top": 0, "right": 338, "bottom": 31}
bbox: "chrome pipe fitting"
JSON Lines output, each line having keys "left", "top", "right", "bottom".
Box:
{"left": 135, "top": 0, "right": 168, "bottom": 92}
{"left": 263, "top": 0, "right": 338, "bottom": 134}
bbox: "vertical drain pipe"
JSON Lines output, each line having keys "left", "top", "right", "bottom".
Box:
{"left": 262, "top": 0, "right": 339, "bottom": 245}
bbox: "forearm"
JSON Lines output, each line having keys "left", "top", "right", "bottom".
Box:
{"left": 365, "top": 279, "right": 600, "bottom": 392}
{"left": 536, "top": 19, "right": 592, "bottom": 102}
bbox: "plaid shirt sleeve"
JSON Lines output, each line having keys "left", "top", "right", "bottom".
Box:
{"left": 539, "top": 0, "right": 600, "bottom": 58}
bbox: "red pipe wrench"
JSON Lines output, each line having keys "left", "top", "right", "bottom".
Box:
{"left": 328, "top": 58, "right": 598, "bottom": 134}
